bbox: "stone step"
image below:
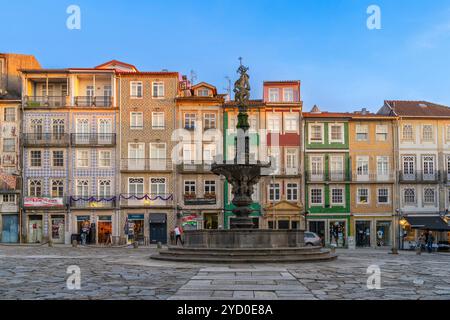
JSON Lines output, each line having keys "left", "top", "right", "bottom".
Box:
{"left": 165, "top": 246, "right": 324, "bottom": 255}
{"left": 159, "top": 249, "right": 330, "bottom": 257}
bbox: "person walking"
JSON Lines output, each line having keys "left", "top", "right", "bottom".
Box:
{"left": 426, "top": 231, "right": 434, "bottom": 253}
{"left": 174, "top": 225, "right": 184, "bottom": 246}
{"left": 80, "top": 220, "right": 89, "bottom": 245}
{"left": 418, "top": 233, "right": 426, "bottom": 252}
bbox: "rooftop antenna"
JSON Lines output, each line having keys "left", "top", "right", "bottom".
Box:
{"left": 190, "top": 70, "right": 197, "bottom": 85}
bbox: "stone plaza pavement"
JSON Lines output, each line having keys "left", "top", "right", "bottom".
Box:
{"left": 0, "top": 245, "right": 450, "bottom": 300}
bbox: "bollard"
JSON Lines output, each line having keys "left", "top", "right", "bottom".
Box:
{"left": 157, "top": 242, "right": 162, "bottom": 249}
{"left": 72, "top": 239, "right": 78, "bottom": 247}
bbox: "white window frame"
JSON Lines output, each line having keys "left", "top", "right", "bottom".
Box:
{"left": 357, "top": 188, "right": 370, "bottom": 204}
{"left": 130, "top": 112, "right": 143, "bottom": 130}
{"left": 283, "top": 88, "right": 294, "bottom": 102}
{"left": 376, "top": 125, "right": 388, "bottom": 141}
{"left": 356, "top": 156, "right": 370, "bottom": 181}
{"left": 402, "top": 124, "right": 414, "bottom": 141}
{"left": 76, "top": 150, "right": 89, "bottom": 168}
{"left": 98, "top": 179, "right": 112, "bottom": 197}
{"left": 310, "top": 155, "right": 324, "bottom": 181}
{"left": 268, "top": 88, "right": 280, "bottom": 102}
{"left": 197, "top": 88, "right": 210, "bottom": 97}
{"left": 310, "top": 187, "right": 324, "bottom": 206}
{"left": 268, "top": 183, "right": 281, "bottom": 202}
{"left": 286, "top": 183, "right": 298, "bottom": 201}
{"left": 130, "top": 81, "right": 143, "bottom": 98}
{"left": 204, "top": 113, "right": 217, "bottom": 130}
{"left": 150, "top": 177, "right": 166, "bottom": 195}
{"left": 403, "top": 188, "right": 416, "bottom": 205}
{"left": 152, "top": 81, "right": 165, "bottom": 98}
{"left": 267, "top": 114, "right": 281, "bottom": 133}
{"left": 329, "top": 123, "right": 344, "bottom": 144}
{"left": 204, "top": 180, "right": 216, "bottom": 194}
{"left": 51, "top": 179, "right": 64, "bottom": 198}
{"left": 423, "top": 187, "right": 436, "bottom": 205}
{"left": 29, "top": 150, "right": 42, "bottom": 168}
{"left": 184, "top": 180, "right": 196, "bottom": 194}
{"left": 309, "top": 123, "right": 324, "bottom": 144}
{"left": 28, "top": 179, "right": 43, "bottom": 197}
{"left": 4, "top": 107, "right": 16, "bottom": 122}
{"left": 152, "top": 112, "right": 165, "bottom": 129}
{"left": 377, "top": 188, "right": 390, "bottom": 205}
{"left": 330, "top": 155, "right": 344, "bottom": 181}
{"left": 284, "top": 113, "right": 298, "bottom": 132}
{"left": 330, "top": 186, "right": 345, "bottom": 206}
{"left": 51, "top": 150, "right": 65, "bottom": 168}
{"left": 356, "top": 125, "right": 369, "bottom": 141}
{"left": 75, "top": 179, "right": 90, "bottom": 197}
{"left": 98, "top": 150, "right": 112, "bottom": 168}
{"left": 422, "top": 125, "right": 434, "bottom": 142}
{"left": 128, "top": 177, "right": 144, "bottom": 195}
{"left": 376, "top": 156, "right": 389, "bottom": 180}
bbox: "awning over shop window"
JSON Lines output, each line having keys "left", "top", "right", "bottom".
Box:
{"left": 149, "top": 213, "right": 166, "bottom": 224}
{"left": 404, "top": 216, "right": 450, "bottom": 232}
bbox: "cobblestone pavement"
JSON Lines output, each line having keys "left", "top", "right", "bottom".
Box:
{"left": 1, "top": 245, "right": 450, "bottom": 300}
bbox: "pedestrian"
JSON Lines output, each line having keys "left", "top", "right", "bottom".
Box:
{"left": 174, "top": 225, "right": 184, "bottom": 246}
{"left": 426, "top": 231, "right": 434, "bottom": 253}
{"left": 81, "top": 220, "right": 89, "bottom": 245}
{"left": 418, "top": 233, "right": 426, "bottom": 252}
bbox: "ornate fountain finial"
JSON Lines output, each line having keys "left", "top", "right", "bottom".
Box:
{"left": 233, "top": 58, "right": 250, "bottom": 107}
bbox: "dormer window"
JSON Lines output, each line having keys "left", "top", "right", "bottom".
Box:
{"left": 283, "top": 88, "right": 294, "bottom": 102}
{"left": 197, "top": 88, "right": 210, "bottom": 97}
{"left": 268, "top": 88, "right": 279, "bottom": 102}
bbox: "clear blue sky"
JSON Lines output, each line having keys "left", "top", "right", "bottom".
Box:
{"left": 2, "top": 0, "right": 450, "bottom": 112}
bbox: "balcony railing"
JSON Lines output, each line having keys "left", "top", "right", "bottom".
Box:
{"left": 119, "top": 193, "right": 173, "bottom": 207}
{"left": 23, "top": 133, "right": 70, "bottom": 146}
{"left": 176, "top": 161, "right": 213, "bottom": 173}
{"left": 183, "top": 194, "right": 217, "bottom": 205}
{"left": 69, "top": 196, "right": 116, "bottom": 209}
{"left": 74, "top": 96, "right": 113, "bottom": 107}
{"left": 25, "top": 96, "right": 67, "bottom": 108}
{"left": 351, "top": 173, "right": 395, "bottom": 183}
{"left": 399, "top": 171, "right": 440, "bottom": 183}
{"left": 70, "top": 133, "right": 116, "bottom": 146}
{"left": 306, "top": 171, "right": 349, "bottom": 182}
{"left": 120, "top": 159, "right": 173, "bottom": 171}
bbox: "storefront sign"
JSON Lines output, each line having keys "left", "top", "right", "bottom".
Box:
{"left": 98, "top": 216, "right": 112, "bottom": 221}
{"left": 24, "top": 197, "right": 64, "bottom": 207}
{"left": 128, "top": 214, "right": 144, "bottom": 220}
{"left": 76, "top": 215, "right": 90, "bottom": 221}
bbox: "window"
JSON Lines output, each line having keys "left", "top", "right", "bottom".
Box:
{"left": 404, "top": 188, "right": 416, "bottom": 204}
{"left": 52, "top": 119, "right": 65, "bottom": 140}
{"left": 329, "top": 124, "right": 344, "bottom": 143}
{"left": 51, "top": 180, "right": 64, "bottom": 197}
{"left": 150, "top": 178, "right": 166, "bottom": 195}
{"left": 310, "top": 124, "right": 323, "bottom": 143}
{"left": 203, "top": 144, "right": 216, "bottom": 163}
{"left": 423, "top": 156, "right": 435, "bottom": 176}
{"left": 152, "top": 112, "right": 165, "bottom": 129}
{"left": 29, "top": 180, "right": 42, "bottom": 197}
{"left": 197, "top": 88, "right": 210, "bottom": 96}
{"left": 4, "top": 108, "right": 15, "bottom": 122}
{"left": 330, "top": 156, "right": 344, "bottom": 180}
{"left": 310, "top": 156, "right": 324, "bottom": 178}
{"left": 204, "top": 113, "right": 216, "bottom": 129}
{"left": 310, "top": 188, "right": 323, "bottom": 205}
{"left": 99, "top": 180, "right": 111, "bottom": 197}
{"left": 2, "top": 194, "right": 16, "bottom": 203}
{"left": 357, "top": 188, "right": 369, "bottom": 204}
{"left": 402, "top": 125, "right": 413, "bottom": 140}
{"left": 356, "top": 157, "right": 369, "bottom": 178}
{"left": 204, "top": 181, "right": 216, "bottom": 194}
{"left": 377, "top": 156, "right": 389, "bottom": 178}
{"left": 284, "top": 114, "right": 298, "bottom": 132}
{"left": 424, "top": 188, "right": 435, "bottom": 204}
{"left": 283, "top": 88, "right": 294, "bottom": 102}
{"left": 403, "top": 156, "right": 415, "bottom": 175}
{"left": 130, "top": 112, "right": 143, "bottom": 129}
{"left": 376, "top": 125, "right": 388, "bottom": 141}
{"left": 286, "top": 183, "right": 298, "bottom": 201}
{"left": 52, "top": 151, "right": 64, "bottom": 167}
{"left": 268, "top": 88, "right": 279, "bottom": 102}
{"left": 286, "top": 149, "right": 298, "bottom": 174}
{"left": 422, "top": 125, "right": 433, "bottom": 141}
{"left": 128, "top": 178, "right": 144, "bottom": 195}
{"left": 98, "top": 150, "right": 112, "bottom": 167}
{"left": 184, "top": 113, "right": 196, "bottom": 130}
{"left": 152, "top": 82, "right": 164, "bottom": 98}
{"left": 30, "top": 118, "right": 43, "bottom": 139}
{"left": 378, "top": 188, "right": 389, "bottom": 204}
{"left": 76, "top": 180, "right": 89, "bottom": 197}
{"left": 356, "top": 125, "right": 368, "bottom": 141}
{"left": 30, "top": 150, "right": 41, "bottom": 167}
{"left": 269, "top": 183, "right": 280, "bottom": 201}
{"left": 184, "top": 181, "right": 196, "bottom": 194}
{"left": 331, "top": 188, "right": 344, "bottom": 205}
{"left": 130, "top": 81, "right": 143, "bottom": 98}
{"left": 3, "top": 138, "right": 15, "bottom": 152}
{"left": 76, "top": 150, "right": 89, "bottom": 168}
{"left": 267, "top": 115, "right": 280, "bottom": 132}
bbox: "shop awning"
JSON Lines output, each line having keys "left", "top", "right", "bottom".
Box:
{"left": 404, "top": 216, "right": 450, "bottom": 232}
{"left": 149, "top": 213, "right": 166, "bottom": 224}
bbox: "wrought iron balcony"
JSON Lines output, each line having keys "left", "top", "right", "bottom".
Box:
{"left": 119, "top": 193, "right": 173, "bottom": 207}
{"left": 183, "top": 194, "right": 217, "bottom": 205}
{"left": 351, "top": 172, "right": 395, "bottom": 183}
{"left": 398, "top": 171, "right": 440, "bottom": 183}
{"left": 74, "top": 96, "right": 113, "bottom": 107}
{"left": 305, "top": 171, "right": 349, "bottom": 183}
{"left": 120, "top": 159, "right": 173, "bottom": 171}
{"left": 69, "top": 195, "right": 117, "bottom": 209}
{"left": 24, "top": 96, "right": 67, "bottom": 108}
{"left": 23, "top": 133, "right": 70, "bottom": 147}
{"left": 176, "top": 161, "right": 213, "bottom": 173}
{"left": 70, "top": 133, "right": 116, "bottom": 146}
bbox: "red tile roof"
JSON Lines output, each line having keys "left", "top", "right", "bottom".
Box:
{"left": 383, "top": 100, "right": 450, "bottom": 117}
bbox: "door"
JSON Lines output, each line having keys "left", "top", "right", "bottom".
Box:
{"left": 309, "top": 221, "right": 325, "bottom": 246}
{"left": 356, "top": 221, "right": 371, "bottom": 247}
{"left": 150, "top": 143, "right": 166, "bottom": 170}
{"left": 86, "top": 85, "right": 94, "bottom": 105}
{"left": 51, "top": 216, "right": 65, "bottom": 244}
{"left": 150, "top": 223, "right": 167, "bottom": 244}
{"left": 310, "top": 156, "right": 323, "bottom": 181}
{"left": 98, "top": 217, "right": 112, "bottom": 244}
{"left": 330, "top": 156, "right": 344, "bottom": 181}
{"left": 28, "top": 216, "right": 43, "bottom": 243}
{"left": 98, "top": 118, "right": 112, "bottom": 144}
{"left": 1, "top": 215, "right": 19, "bottom": 243}
{"left": 286, "top": 149, "right": 298, "bottom": 175}
{"left": 76, "top": 118, "right": 90, "bottom": 144}
{"left": 128, "top": 143, "right": 145, "bottom": 170}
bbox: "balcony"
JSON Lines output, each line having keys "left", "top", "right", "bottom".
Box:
{"left": 119, "top": 193, "right": 173, "bottom": 207}
{"left": 74, "top": 96, "right": 113, "bottom": 108}
{"left": 70, "top": 134, "right": 116, "bottom": 147}
{"left": 306, "top": 171, "right": 349, "bottom": 183}
{"left": 120, "top": 159, "right": 173, "bottom": 172}
{"left": 23, "top": 133, "right": 70, "bottom": 147}
{"left": 176, "top": 161, "right": 213, "bottom": 173}
{"left": 23, "top": 196, "right": 67, "bottom": 209}
{"left": 351, "top": 173, "right": 395, "bottom": 183}
{"left": 69, "top": 196, "right": 117, "bottom": 209}
{"left": 24, "top": 96, "right": 67, "bottom": 108}
{"left": 183, "top": 194, "right": 217, "bottom": 206}
{"left": 399, "top": 171, "right": 440, "bottom": 183}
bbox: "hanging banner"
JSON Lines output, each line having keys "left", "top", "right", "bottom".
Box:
{"left": 24, "top": 197, "right": 64, "bottom": 207}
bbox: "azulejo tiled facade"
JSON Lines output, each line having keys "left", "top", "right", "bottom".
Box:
{"left": 0, "top": 53, "right": 449, "bottom": 248}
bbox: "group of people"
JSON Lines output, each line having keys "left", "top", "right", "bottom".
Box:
{"left": 418, "top": 230, "right": 435, "bottom": 253}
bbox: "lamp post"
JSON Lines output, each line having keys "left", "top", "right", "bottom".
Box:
{"left": 392, "top": 208, "right": 404, "bottom": 254}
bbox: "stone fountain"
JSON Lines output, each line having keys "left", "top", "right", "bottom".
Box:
{"left": 152, "top": 61, "right": 336, "bottom": 263}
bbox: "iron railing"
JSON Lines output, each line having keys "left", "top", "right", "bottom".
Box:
{"left": 70, "top": 133, "right": 116, "bottom": 146}
{"left": 398, "top": 171, "right": 440, "bottom": 183}
{"left": 22, "top": 133, "right": 70, "bottom": 146}
{"left": 120, "top": 159, "right": 173, "bottom": 171}
{"left": 25, "top": 96, "right": 67, "bottom": 108}
{"left": 74, "top": 96, "right": 113, "bottom": 107}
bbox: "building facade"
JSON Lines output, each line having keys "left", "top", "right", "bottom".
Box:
{"left": 0, "top": 53, "right": 40, "bottom": 243}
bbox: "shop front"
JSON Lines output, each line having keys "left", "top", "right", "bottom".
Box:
{"left": 1, "top": 214, "right": 19, "bottom": 243}
{"left": 149, "top": 213, "right": 167, "bottom": 244}
{"left": 28, "top": 214, "right": 43, "bottom": 243}
{"left": 352, "top": 216, "right": 393, "bottom": 248}
{"left": 126, "top": 214, "right": 145, "bottom": 244}
{"left": 97, "top": 216, "right": 112, "bottom": 245}
{"left": 50, "top": 215, "right": 65, "bottom": 244}
{"left": 307, "top": 215, "right": 350, "bottom": 248}
{"left": 401, "top": 215, "right": 450, "bottom": 249}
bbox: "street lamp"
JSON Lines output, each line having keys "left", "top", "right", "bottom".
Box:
{"left": 392, "top": 208, "right": 404, "bottom": 254}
